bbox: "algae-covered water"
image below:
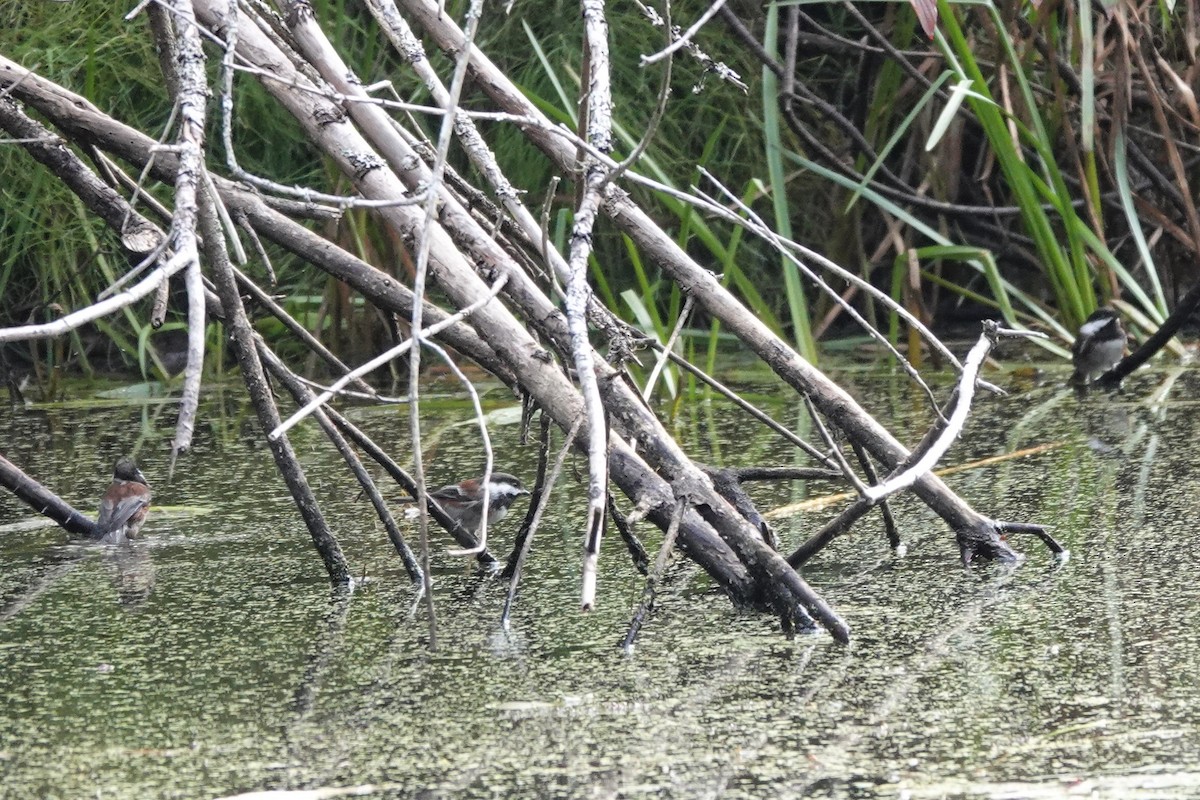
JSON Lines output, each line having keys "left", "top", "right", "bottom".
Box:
{"left": 2, "top": 368, "right": 1199, "bottom": 798}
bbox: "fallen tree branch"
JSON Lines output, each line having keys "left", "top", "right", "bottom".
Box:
{"left": 0, "top": 454, "right": 98, "bottom": 539}
{"left": 1098, "top": 279, "right": 1200, "bottom": 389}
{"left": 789, "top": 322, "right": 1062, "bottom": 566}
{"left": 201, "top": 182, "right": 351, "bottom": 584}
{"left": 399, "top": 0, "right": 1025, "bottom": 565}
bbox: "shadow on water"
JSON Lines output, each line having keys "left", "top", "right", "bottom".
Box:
{"left": 2, "top": 368, "right": 1200, "bottom": 798}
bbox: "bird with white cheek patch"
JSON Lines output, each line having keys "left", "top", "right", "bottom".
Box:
{"left": 1071, "top": 307, "right": 1127, "bottom": 385}
{"left": 401, "top": 473, "right": 530, "bottom": 542}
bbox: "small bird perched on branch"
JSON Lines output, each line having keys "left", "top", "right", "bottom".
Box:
{"left": 405, "top": 473, "right": 530, "bottom": 537}
{"left": 1071, "top": 307, "right": 1127, "bottom": 385}
{"left": 96, "top": 456, "right": 151, "bottom": 544}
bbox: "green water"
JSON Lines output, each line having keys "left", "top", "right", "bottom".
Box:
{"left": 2, "top": 369, "right": 1199, "bottom": 799}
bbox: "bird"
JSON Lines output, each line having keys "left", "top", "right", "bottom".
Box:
{"left": 95, "top": 456, "right": 151, "bottom": 544}
{"left": 1071, "top": 306, "right": 1127, "bottom": 385}
{"left": 405, "top": 472, "right": 530, "bottom": 538}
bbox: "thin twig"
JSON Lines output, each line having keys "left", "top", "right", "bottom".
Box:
{"left": 602, "top": 0, "right": 673, "bottom": 190}
{"left": 641, "top": 0, "right": 726, "bottom": 65}
{"left": 641, "top": 294, "right": 693, "bottom": 400}
{"left": 428, "top": 340, "right": 496, "bottom": 557}
{"left": 257, "top": 338, "right": 422, "bottom": 582}
{"left": 607, "top": 494, "right": 651, "bottom": 574}
{"left": 268, "top": 273, "right": 508, "bottom": 441}
{"left": 233, "top": 266, "right": 377, "bottom": 397}
{"left": 646, "top": 339, "right": 836, "bottom": 468}
{"left": 502, "top": 416, "right": 581, "bottom": 628}
{"left": 621, "top": 499, "right": 685, "bottom": 652}
{"left": 802, "top": 395, "right": 869, "bottom": 497}
{"left": 405, "top": 0, "right": 485, "bottom": 650}
{"left": 849, "top": 440, "right": 900, "bottom": 550}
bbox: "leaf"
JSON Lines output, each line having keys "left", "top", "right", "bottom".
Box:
{"left": 910, "top": 0, "right": 939, "bottom": 39}
{"left": 848, "top": 71, "right": 952, "bottom": 211}
{"left": 94, "top": 383, "right": 166, "bottom": 400}
{"left": 926, "top": 78, "right": 975, "bottom": 151}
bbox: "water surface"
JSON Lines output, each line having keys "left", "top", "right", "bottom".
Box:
{"left": 2, "top": 368, "right": 1198, "bottom": 798}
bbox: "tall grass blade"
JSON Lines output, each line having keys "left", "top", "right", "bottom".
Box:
{"left": 1112, "top": 129, "right": 1168, "bottom": 317}
{"left": 926, "top": 78, "right": 981, "bottom": 151}
{"left": 762, "top": 3, "right": 817, "bottom": 362}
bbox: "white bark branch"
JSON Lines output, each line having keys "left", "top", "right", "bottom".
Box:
{"left": 268, "top": 273, "right": 509, "bottom": 441}
{"left": 163, "top": 0, "right": 209, "bottom": 457}
{"left": 573, "top": 0, "right": 615, "bottom": 612}
{"left": 864, "top": 323, "right": 1042, "bottom": 503}
{"left": 0, "top": 250, "right": 189, "bottom": 343}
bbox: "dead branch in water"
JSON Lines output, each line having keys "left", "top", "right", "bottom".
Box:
{"left": 0, "top": 2, "right": 1064, "bottom": 644}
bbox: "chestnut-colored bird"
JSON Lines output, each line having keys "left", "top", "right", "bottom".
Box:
{"left": 403, "top": 473, "right": 529, "bottom": 536}
{"left": 95, "top": 457, "right": 151, "bottom": 544}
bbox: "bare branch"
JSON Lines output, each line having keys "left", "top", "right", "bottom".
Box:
{"left": 573, "top": 0, "right": 616, "bottom": 612}
{"left": 268, "top": 273, "right": 509, "bottom": 441}
{"left": 153, "top": 0, "right": 209, "bottom": 459}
